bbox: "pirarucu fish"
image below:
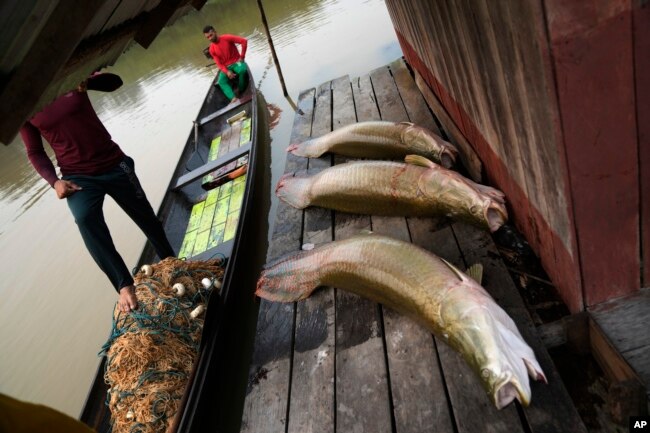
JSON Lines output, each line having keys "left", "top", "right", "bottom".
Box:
{"left": 287, "top": 121, "right": 459, "bottom": 168}
{"left": 256, "top": 234, "right": 547, "bottom": 409}
{"left": 276, "top": 155, "right": 508, "bottom": 232}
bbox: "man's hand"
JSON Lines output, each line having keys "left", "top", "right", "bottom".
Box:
{"left": 226, "top": 70, "right": 236, "bottom": 79}
{"left": 54, "top": 179, "right": 82, "bottom": 199}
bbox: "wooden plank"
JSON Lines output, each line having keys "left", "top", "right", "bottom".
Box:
{"left": 0, "top": 0, "right": 109, "bottom": 144}
{"left": 408, "top": 221, "right": 526, "bottom": 433}
{"left": 133, "top": 0, "right": 185, "bottom": 48}
{"left": 589, "top": 288, "right": 650, "bottom": 353}
{"left": 332, "top": 75, "right": 393, "bottom": 433}
{"left": 287, "top": 81, "right": 335, "bottom": 433}
{"left": 369, "top": 65, "right": 454, "bottom": 433}
{"left": 588, "top": 317, "right": 643, "bottom": 384}
{"left": 414, "top": 70, "right": 482, "bottom": 182}
{"left": 389, "top": 58, "right": 440, "bottom": 133}
{"left": 225, "top": 120, "right": 244, "bottom": 153}
{"left": 173, "top": 142, "right": 250, "bottom": 190}
{"left": 451, "top": 223, "right": 587, "bottom": 433}
{"left": 370, "top": 65, "right": 409, "bottom": 123}
{"left": 373, "top": 217, "right": 453, "bottom": 433}
{"left": 241, "top": 89, "right": 315, "bottom": 433}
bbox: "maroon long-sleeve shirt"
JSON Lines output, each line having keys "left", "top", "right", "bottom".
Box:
{"left": 20, "top": 74, "right": 125, "bottom": 187}
{"left": 208, "top": 34, "right": 248, "bottom": 74}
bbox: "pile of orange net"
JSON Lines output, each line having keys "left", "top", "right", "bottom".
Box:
{"left": 100, "top": 257, "right": 224, "bottom": 433}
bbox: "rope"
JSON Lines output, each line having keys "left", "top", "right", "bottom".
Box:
{"left": 101, "top": 257, "right": 224, "bottom": 433}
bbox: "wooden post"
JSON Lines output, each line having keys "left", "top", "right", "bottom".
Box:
{"left": 256, "top": 0, "right": 289, "bottom": 97}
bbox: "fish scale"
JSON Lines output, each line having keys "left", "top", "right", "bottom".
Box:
{"left": 256, "top": 234, "right": 547, "bottom": 409}
{"left": 276, "top": 158, "right": 508, "bottom": 231}
{"left": 287, "top": 120, "right": 459, "bottom": 168}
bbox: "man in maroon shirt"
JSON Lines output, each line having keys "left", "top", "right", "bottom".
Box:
{"left": 203, "top": 25, "right": 248, "bottom": 104}
{"left": 20, "top": 73, "right": 174, "bottom": 313}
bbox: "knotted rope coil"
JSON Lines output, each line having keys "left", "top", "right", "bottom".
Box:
{"left": 100, "top": 256, "right": 224, "bottom": 433}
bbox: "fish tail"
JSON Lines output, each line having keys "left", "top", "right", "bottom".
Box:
{"left": 256, "top": 251, "right": 322, "bottom": 302}
{"left": 276, "top": 173, "right": 312, "bottom": 209}
{"left": 287, "top": 138, "right": 323, "bottom": 158}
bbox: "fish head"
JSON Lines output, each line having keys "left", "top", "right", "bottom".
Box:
{"left": 402, "top": 125, "right": 458, "bottom": 168}
{"left": 469, "top": 199, "right": 508, "bottom": 233}
{"left": 440, "top": 276, "right": 546, "bottom": 409}
{"left": 417, "top": 169, "right": 508, "bottom": 232}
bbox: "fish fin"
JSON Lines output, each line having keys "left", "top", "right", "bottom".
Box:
{"left": 276, "top": 173, "right": 312, "bottom": 209}
{"left": 439, "top": 257, "right": 466, "bottom": 282}
{"left": 398, "top": 121, "right": 414, "bottom": 127}
{"left": 466, "top": 263, "right": 483, "bottom": 284}
{"left": 357, "top": 229, "right": 374, "bottom": 236}
{"left": 405, "top": 154, "right": 437, "bottom": 168}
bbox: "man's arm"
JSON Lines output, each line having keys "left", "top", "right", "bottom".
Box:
{"left": 19, "top": 122, "right": 82, "bottom": 198}
{"left": 20, "top": 122, "right": 59, "bottom": 187}
{"left": 223, "top": 34, "right": 248, "bottom": 61}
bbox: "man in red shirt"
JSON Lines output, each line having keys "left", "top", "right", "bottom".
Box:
{"left": 203, "top": 25, "right": 248, "bottom": 104}
{"left": 20, "top": 73, "right": 175, "bottom": 313}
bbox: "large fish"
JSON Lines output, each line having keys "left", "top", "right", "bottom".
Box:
{"left": 287, "top": 121, "right": 459, "bottom": 168}
{"left": 276, "top": 155, "right": 507, "bottom": 232}
{"left": 256, "top": 234, "right": 547, "bottom": 409}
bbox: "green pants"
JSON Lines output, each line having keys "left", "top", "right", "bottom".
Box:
{"left": 217, "top": 62, "right": 249, "bottom": 101}
{"left": 64, "top": 156, "right": 175, "bottom": 291}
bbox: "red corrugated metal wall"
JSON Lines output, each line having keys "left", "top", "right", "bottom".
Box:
{"left": 384, "top": 0, "right": 648, "bottom": 312}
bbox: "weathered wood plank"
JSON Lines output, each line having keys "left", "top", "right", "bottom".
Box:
{"left": 241, "top": 89, "right": 315, "bottom": 433}
{"left": 589, "top": 288, "right": 650, "bottom": 353}
{"left": 332, "top": 75, "right": 393, "bottom": 433}
{"left": 413, "top": 70, "right": 482, "bottom": 182}
{"left": 370, "top": 65, "right": 409, "bottom": 123}
{"left": 451, "top": 222, "right": 587, "bottom": 433}
{"left": 389, "top": 58, "right": 439, "bottom": 133}
{"left": 408, "top": 221, "right": 526, "bottom": 433}
{"left": 369, "top": 64, "right": 454, "bottom": 433}
{"left": 287, "top": 81, "right": 335, "bottom": 433}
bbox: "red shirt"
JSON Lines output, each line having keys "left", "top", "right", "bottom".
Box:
{"left": 208, "top": 34, "right": 248, "bottom": 74}
{"left": 20, "top": 82, "right": 125, "bottom": 187}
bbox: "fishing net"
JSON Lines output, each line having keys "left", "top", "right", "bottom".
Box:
{"left": 100, "top": 256, "right": 225, "bottom": 433}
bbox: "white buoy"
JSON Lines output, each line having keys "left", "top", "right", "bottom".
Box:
{"left": 213, "top": 279, "right": 222, "bottom": 289}
{"left": 141, "top": 264, "right": 153, "bottom": 277}
{"left": 172, "top": 283, "right": 186, "bottom": 296}
{"left": 201, "top": 277, "right": 212, "bottom": 289}
{"left": 190, "top": 304, "right": 206, "bottom": 319}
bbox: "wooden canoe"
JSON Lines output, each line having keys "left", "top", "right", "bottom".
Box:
{"left": 80, "top": 64, "right": 266, "bottom": 432}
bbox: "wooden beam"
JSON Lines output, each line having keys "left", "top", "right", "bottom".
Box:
{"left": 0, "top": 0, "right": 108, "bottom": 145}
{"left": 589, "top": 316, "right": 642, "bottom": 384}
{"left": 134, "top": 0, "right": 187, "bottom": 49}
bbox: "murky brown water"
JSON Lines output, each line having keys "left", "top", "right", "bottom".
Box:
{"left": 0, "top": 0, "right": 401, "bottom": 417}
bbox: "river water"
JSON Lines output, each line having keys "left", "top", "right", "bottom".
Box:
{"left": 0, "top": 0, "right": 401, "bottom": 417}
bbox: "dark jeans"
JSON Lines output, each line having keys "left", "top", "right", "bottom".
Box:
{"left": 64, "top": 156, "right": 174, "bottom": 291}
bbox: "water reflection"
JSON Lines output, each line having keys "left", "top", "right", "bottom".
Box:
{"left": 0, "top": 0, "right": 401, "bottom": 417}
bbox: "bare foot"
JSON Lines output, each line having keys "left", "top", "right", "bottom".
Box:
{"left": 118, "top": 285, "right": 138, "bottom": 313}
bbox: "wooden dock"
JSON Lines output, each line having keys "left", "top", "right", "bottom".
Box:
{"left": 240, "top": 58, "right": 587, "bottom": 433}
{"left": 590, "top": 288, "right": 650, "bottom": 406}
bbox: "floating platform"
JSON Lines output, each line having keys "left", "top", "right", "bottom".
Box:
{"left": 241, "top": 58, "right": 587, "bottom": 433}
